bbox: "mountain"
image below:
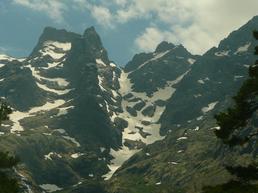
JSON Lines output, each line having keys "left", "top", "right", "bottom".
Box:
{"left": 0, "top": 16, "right": 257, "bottom": 193}
{"left": 0, "top": 27, "right": 124, "bottom": 192}
{"left": 106, "top": 16, "right": 258, "bottom": 193}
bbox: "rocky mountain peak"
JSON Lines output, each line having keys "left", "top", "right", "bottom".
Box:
{"left": 155, "top": 41, "right": 176, "bottom": 52}
{"left": 39, "top": 27, "right": 80, "bottom": 44}
{"left": 82, "top": 26, "right": 110, "bottom": 64}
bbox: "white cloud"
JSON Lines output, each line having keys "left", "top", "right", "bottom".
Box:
{"left": 91, "top": 5, "right": 114, "bottom": 28}
{"left": 12, "top": 0, "right": 67, "bottom": 23}
{"left": 135, "top": 27, "right": 176, "bottom": 52}
{"left": 121, "top": 0, "right": 258, "bottom": 54}
{"left": 77, "top": 0, "right": 258, "bottom": 54}
{"left": 112, "top": 0, "right": 127, "bottom": 7}
{"left": 12, "top": 0, "right": 258, "bottom": 54}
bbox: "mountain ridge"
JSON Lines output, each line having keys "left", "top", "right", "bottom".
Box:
{"left": 0, "top": 15, "right": 257, "bottom": 193}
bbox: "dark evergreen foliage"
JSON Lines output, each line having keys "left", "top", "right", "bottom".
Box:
{"left": 204, "top": 31, "right": 258, "bottom": 193}
{"left": 202, "top": 180, "right": 258, "bottom": 193}
{"left": 0, "top": 100, "right": 19, "bottom": 193}
{"left": 214, "top": 31, "right": 258, "bottom": 145}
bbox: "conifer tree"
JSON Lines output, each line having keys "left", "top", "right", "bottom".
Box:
{"left": 215, "top": 31, "right": 258, "bottom": 146}
{"left": 203, "top": 31, "right": 258, "bottom": 193}
{"left": 0, "top": 100, "right": 19, "bottom": 193}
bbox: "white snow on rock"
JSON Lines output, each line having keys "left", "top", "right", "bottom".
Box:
{"left": 100, "top": 147, "right": 106, "bottom": 152}
{"left": 28, "top": 65, "right": 71, "bottom": 95}
{"left": 188, "top": 58, "right": 196, "bottom": 65}
{"left": 44, "top": 61, "right": 62, "bottom": 69}
{"left": 168, "top": 161, "right": 179, "bottom": 165}
{"left": 194, "top": 126, "right": 200, "bottom": 131}
{"left": 194, "top": 94, "right": 202, "bottom": 98}
{"left": 196, "top": 116, "right": 203, "bottom": 121}
{"left": 71, "top": 153, "right": 84, "bottom": 159}
{"left": 39, "top": 184, "right": 62, "bottom": 193}
{"left": 197, "top": 79, "right": 205, "bottom": 84}
{"left": 40, "top": 41, "right": 71, "bottom": 60}
{"left": 14, "top": 169, "right": 33, "bottom": 193}
{"left": 137, "top": 50, "right": 171, "bottom": 70}
{"left": 110, "top": 62, "right": 116, "bottom": 67}
{"left": 0, "top": 54, "right": 16, "bottom": 61}
{"left": 53, "top": 129, "right": 66, "bottom": 134}
{"left": 56, "top": 106, "right": 74, "bottom": 117}
{"left": 96, "top": 59, "right": 107, "bottom": 66}
{"left": 0, "top": 64, "right": 5, "bottom": 68}
{"left": 234, "top": 42, "right": 251, "bottom": 55}
{"left": 210, "top": 126, "right": 221, "bottom": 130}
{"left": 98, "top": 75, "right": 106, "bottom": 92}
{"left": 215, "top": 50, "right": 230, "bottom": 57}
{"left": 234, "top": 75, "right": 244, "bottom": 80}
{"left": 89, "top": 174, "right": 94, "bottom": 177}
{"left": 9, "top": 100, "right": 65, "bottom": 134}
{"left": 36, "top": 82, "right": 71, "bottom": 95}
{"left": 63, "top": 136, "right": 80, "bottom": 147}
{"left": 202, "top": 101, "right": 218, "bottom": 113}
{"left": 44, "top": 152, "right": 62, "bottom": 160}
{"left": 177, "top": 136, "right": 188, "bottom": 141}
{"left": 102, "top": 147, "right": 140, "bottom": 180}
{"left": 103, "top": 70, "right": 190, "bottom": 180}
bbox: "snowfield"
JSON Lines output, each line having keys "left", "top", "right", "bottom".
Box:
{"left": 9, "top": 100, "right": 66, "bottom": 134}
{"left": 103, "top": 69, "right": 190, "bottom": 180}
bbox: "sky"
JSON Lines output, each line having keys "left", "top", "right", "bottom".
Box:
{"left": 0, "top": 0, "right": 258, "bottom": 65}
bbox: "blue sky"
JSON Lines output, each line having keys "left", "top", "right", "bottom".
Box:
{"left": 0, "top": 0, "right": 258, "bottom": 65}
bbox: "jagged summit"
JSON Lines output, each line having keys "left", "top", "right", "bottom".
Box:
{"left": 29, "top": 26, "right": 110, "bottom": 64}
{"left": 155, "top": 41, "right": 176, "bottom": 52}
{"left": 39, "top": 27, "right": 80, "bottom": 44}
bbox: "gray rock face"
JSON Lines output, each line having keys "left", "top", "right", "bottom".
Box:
{"left": 160, "top": 16, "right": 258, "bottom": 134}
{"left": 124, "top": 42, "right": 198, "bottom": 96}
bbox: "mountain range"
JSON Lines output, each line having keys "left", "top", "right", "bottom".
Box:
{"left": 0, "top": 15, "right": 257, "bottom": 193}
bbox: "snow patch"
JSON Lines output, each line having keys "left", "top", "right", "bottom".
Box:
{"left": 168, "top": 162, "right": 179, "bottom": 165}
{"left": 96, "top": 59, "right": 107, "bottom": 66}
{"left": 56, "top": 106, "right": 74, "bottom": 117}
{"left": 234, "top": 42, "right": 251, "bottom": 54}
{"left": 98, "top": 75, "right": 106, "bottom": 92}
{"left": 137, "top": 50, "right": 171, "bottom": 70}
{"left": 202, "top": 101, "right": 218, "bottom": 113}
{"left": 188, "top": 58, "right": 196, "bottom": 65}
{"left": 36, "top": 82, "right": 71, "bottom": 95}
{"left": 40, "top": 41, "right": 71, "bottom": 60}
{"left": 44, "top": 152, "right": 62, "bottom": 160}
{"left": 177, "top": 137, "right": 188, "bottom": 141}
{"left": 194, "top": 126, "right": 200, "bottom": 131}
{"left": 103, "top": 70, "right": 190, "bottom": 180}
{"left": 9, "top": 100, "right": 65, "bottom": 134}
{"left": 0, "top": 54, "right": 16, "bottom": 61}
{"left": 39, "top": 184, "right": 62, "bottom": 193}
{"left": 63, "top": 136, "right": 80, "bottom": 147}
{"left": 197, "top": 79, "right": 205, "bottom": 84}
{"left": 28, "top": 65, "right": 71, "bottom": 95}
{"left": 215, "top": 50, "right": 230, "bottom": 57}
{"left": 110, "top": 62, "right": 116, "bottom": 67}
{"left": 71, "top": 153, "right": 84, "bottom": 159}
